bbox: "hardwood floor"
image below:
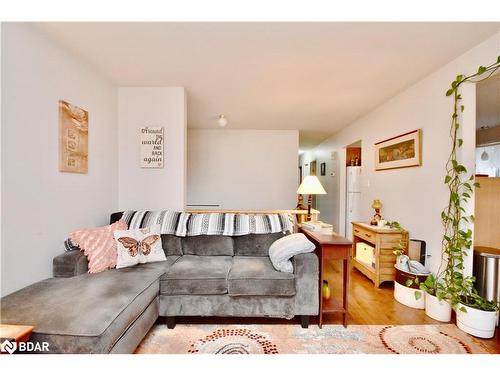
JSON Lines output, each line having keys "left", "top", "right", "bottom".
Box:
{"left": 171, "top": 262, "right": 500, "bottom": 353}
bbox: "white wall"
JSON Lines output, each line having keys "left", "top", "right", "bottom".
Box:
{"left": 187, "top": 129, "right": 299, "bottom": 210}
{"left": 1, "top": 23, "right": 118, "bottom": 296}
{"left": 302, "top": 32, "right": 500, "bottom": 274}
{"left": 118, "top": 87, "right": 186, "bottom": 211}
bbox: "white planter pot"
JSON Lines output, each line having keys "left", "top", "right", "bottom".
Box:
{"left": 394, "top": 281, "right": 425, "bottom": 309}
{"left": 424, "top": 293, "right": 451, "bottom": 322}
{"left": 456, "top": 303, "right": 499, "bottom": 339}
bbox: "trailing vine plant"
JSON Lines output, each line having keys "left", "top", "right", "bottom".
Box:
{"left": 437, "top": 56, "right": 500, "bottom": 312}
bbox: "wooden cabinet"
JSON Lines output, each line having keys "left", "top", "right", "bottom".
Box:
{"left": 351, "top": 222, "right": 408, "bottom": 288}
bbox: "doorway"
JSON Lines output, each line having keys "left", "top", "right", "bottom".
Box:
{"left": 345, "top": 141, "right": 362, "bottom": 240}
{"left": 474, "top": 71, "right": 500, "bottom": 250}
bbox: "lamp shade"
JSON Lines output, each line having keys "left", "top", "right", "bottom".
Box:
{"left": 297, "top": 176, "right": 327, "bottom": 195}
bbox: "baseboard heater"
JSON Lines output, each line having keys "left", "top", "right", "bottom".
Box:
{"left": 186, "top": 204, "right": 221, "bottom": 208}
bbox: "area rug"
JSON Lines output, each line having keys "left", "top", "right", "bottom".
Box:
{"left": 135, "top": 324, "right": 494, "bottom": 354}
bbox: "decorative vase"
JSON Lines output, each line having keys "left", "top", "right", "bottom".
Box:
{"left": 424, "top": 292, "right": 451, "bottom": 322}
{"left": 322, "top": 280, "right": 331, "bottom": 300}
{"left": 456, "top": 303, "right": 498, "bottom": 339}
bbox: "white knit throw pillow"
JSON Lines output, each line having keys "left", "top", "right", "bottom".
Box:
{"left": 268, "top": 233, "right": 315, "bottom": 273}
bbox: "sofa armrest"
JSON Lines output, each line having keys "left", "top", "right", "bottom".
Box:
{"left": 53, "top": 250, "right": 88, "bottom": 277}
{"left": 292, "top": 252, "right": 319, "bottom": 315}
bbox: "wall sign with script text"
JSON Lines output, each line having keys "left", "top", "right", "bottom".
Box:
{"left": 140, "top": 127, "right": 164, "bottom": 168}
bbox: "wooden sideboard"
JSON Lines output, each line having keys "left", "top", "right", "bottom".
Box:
{"left": 351, "top": 222, "right": 408, "bottom": 288}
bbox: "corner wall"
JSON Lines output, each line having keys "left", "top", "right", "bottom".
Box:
{"left": 1, "top": 23, "right": 118, "bottom": 296}
{"left": 302, "top": 32, "right": 500, "bottom": 274}
{"left": 117, "top": 87, "right": 187, "bottom": 211}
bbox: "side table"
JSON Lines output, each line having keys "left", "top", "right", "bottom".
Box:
{"left": 300, "top": 227, "right": 352, "bottom": 328}
{"left": 0, "top": 324, "right": 34, "bottom": 354}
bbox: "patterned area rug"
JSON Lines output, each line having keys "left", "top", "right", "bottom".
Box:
{"left": 135, "top": 324, "right": 493, "bottom": 354}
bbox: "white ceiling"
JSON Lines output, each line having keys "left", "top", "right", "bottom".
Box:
{"left": 36, "top": 22, "right": 499, "bottom": 148}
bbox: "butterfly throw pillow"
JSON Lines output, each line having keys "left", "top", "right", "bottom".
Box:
{"left": 114, "top": 225, "right": 166, "bottom": 269}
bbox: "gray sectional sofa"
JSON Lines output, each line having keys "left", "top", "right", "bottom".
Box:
{"left": 0, "top": 213, "right": 319, "bottom": 353}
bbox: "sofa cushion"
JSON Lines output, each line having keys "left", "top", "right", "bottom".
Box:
{"left": 233, "top": 232, "right": 288, "bottom": 256}
{"left": 0, "top": 257, "right": 178, "bottom": 353}
{"left": 228, "top": 256, "right": 296, "bottom": 296}
{"left": 161, "top": 234, "right": 183, "bottom": 256}
{"left": 181, "top": 235, "right": 234, "bottom": 256}
{"left": 160, "top": 255, "right": 232, "bottom": 295}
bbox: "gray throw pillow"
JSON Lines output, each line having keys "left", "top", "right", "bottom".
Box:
{"left": 269, "top": 233, "right": 315, "bottom": 273}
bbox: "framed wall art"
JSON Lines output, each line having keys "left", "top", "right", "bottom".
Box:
{"left": 59, "top": 100, "right": 89, "bottom": 174}
{"left": 374, "top": 129, "right": 422, "bottom": 171}
{"left": 320, "top": 162, "right": 326, "bottom": 176}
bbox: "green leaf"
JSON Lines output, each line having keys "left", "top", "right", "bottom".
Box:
{"left": 444, "top": 175, "right": 451, "bottom": 184}
{"left": 459, "top": 306, "right": 467, "bottom": 313}
{"left": 405, "top": 279, "right": 413, "bottom": 287}
{"left": 478, "top": 66, "right": 487, "bottom": 74}
{"left": 414, "top": 291, "right": 422, "bottom": 300}
{"left": 446, "top": 89, "right": 454, "bottom": 96}
{"left": 497, "top": 56, "right": 500, "bottom": 63}
{"left": 458, "top": 139, "right": 463, "bottom": 147}
{"left": 460, "top": 105, "right": 464, "bottom": 112}
{"left": 473, "top": 182, "right": 480, "bottom": 188}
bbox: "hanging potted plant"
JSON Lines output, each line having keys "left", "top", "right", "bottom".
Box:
{"left": 438, "top": 57, "right": 500, "bottom": 338}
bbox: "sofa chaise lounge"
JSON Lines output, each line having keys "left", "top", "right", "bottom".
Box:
{"left": 0, "top": 212, "right": 319, "bottom": 353}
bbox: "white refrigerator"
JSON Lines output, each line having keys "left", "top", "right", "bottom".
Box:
{"left": 346, "top": 166, "right": 362, "bottom": 240}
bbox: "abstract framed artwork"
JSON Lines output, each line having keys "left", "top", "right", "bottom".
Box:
{"left": 374, "top": 129, "right": 422, "bottom": 171}
{"left": 58, "top": 100, "right": 88, "bottom": 173}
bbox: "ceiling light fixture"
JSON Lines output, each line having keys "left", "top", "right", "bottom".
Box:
{"left": 217, "top": 114, "right": 228, "bottom": 128}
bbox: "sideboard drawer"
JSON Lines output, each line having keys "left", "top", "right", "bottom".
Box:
{"left": 352, "top": 226, "right": 375, "bottom": 243}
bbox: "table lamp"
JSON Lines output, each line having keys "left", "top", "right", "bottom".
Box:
{"left": 297, "top": 175, "right": 327, "bottom": 221}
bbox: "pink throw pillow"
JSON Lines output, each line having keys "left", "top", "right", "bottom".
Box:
{"left": 70, "top": 220, "right": 128, "bottom": 273}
